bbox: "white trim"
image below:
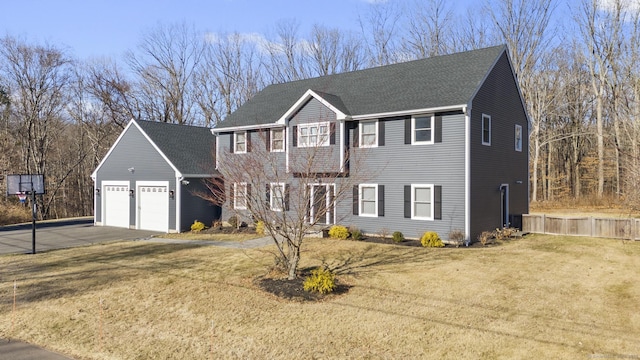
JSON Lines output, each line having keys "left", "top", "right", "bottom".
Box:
{"left": 101, "top": 180, "right": 130, "bottom": 228}
{"left": 515, "top": 124, "right": 523, "bottom": 152}
{"left": 270, "top": 128, "right": 285, "bottom": 152}
{"left": 270, "top": 182, "right": 285, "bottom": 211}
{"left": 339, "top": 120, "right": 345, "bottom": 171}
{"left": 176, "top": 177, "right": 182, "bottom": 233}
{"left": 412, "top": 115, "right": 434, "bottom": 145}
{"left": 308, "top": 183, "right": 336, "bottom": 224}
{"left": 234, "top": 131, "right": 247, "bottom": 153}
{"left": 350, "top": 104, "right": 466, "bottom": 121}
{"left": 411, "top": 184, "right": 434, "bottom": 221}
{"left": 135, "top": 180, "right": 170, "bottom": 233}
{"left": 358, "top": 184, "right": 378, "bottom": 217}
{"left": 464, "top": 108, "right": 471, "bottom": 242}
{"left": 285, "top": 125, "right": 290, "bottom": 173}
{"left": 482, "top": 114, "right": 491, "bottom": 146}
{"left": 359, "top": 120, "right": 378, "bottom": 148}
{"left": 215, "top": 133, "right": 220, "bottom": 170}
{"left": 211, "top": 123, "right": 277, "bottom": 133}
{"left": 277, "top": 89, "right": 348, "bottom": 123}
{"left": 233, "top": 182, "right": 248, "bottom": 210}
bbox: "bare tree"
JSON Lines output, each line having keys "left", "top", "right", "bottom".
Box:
{"left": 359, "top": 1, "right": 402, "bottom": 65}
{"left": 401, "top": 0, "right": 454, "bottom": 58}
{"left": 264, "top": 20, "right": 309, "bottom": 83}
{"left": 126, "top": 22, "right": 205, "bottom": 125}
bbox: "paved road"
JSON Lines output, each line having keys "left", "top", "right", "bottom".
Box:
{"left": 0, "top": 339, "right": 73, "bottom": 360}
{"left": 0, "top": 218, "right": 160, "bottom": 255}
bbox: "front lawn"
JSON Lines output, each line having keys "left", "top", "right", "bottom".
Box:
{"left": 0, "top": 234, "right": 638, "bottom": 359}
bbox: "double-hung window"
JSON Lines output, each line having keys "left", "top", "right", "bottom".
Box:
{"left": 271, "top": 128, "right": 284, "bottom": 152}
{"left": 270, "top": 183, "right": 285, "bottom": 211}
{"left": 298, "top": 122, "right": 329, "bottom": 147}
{"left": 235, "top": 131, "right": 247, "bottom": 153}
{"left": 233, "top": 182, "right": 247, "bottom": 209}
{"left": 482, "top": 114, "right": 491, "bottom": 146}
{"left": 515, "top": 124, "right": 522, "bottom": 152}
{"left": 412, "top": 184, "right": 433, "bottom": 220}
{"left": 359, "top": 184, "right": 378, "bottom": 217}
{"left": 359, "top": 120, "right": 378, "bottom": 147}
{"left": 412, "top": 115, "right": 433, "bottom": 144}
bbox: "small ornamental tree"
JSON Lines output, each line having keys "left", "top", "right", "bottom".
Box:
{"left": 201, "top": 126, "right": 373, "bottom": 280}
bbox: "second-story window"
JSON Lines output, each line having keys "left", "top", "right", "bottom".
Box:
{"left": 271, "top": 128, "right": 284, "bottom": 152}
{"left": 235, "top": 131, "right": 247, "bottom": 153}
{"left": 412, "top": 115, "right": 433, "bottom": 144}
{"left": 299, "top": 122, "right": 329, "bottom": 147}
{"left": 360, "top": 120, "right": 378, "bottom": 147}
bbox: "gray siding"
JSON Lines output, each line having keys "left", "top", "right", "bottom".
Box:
{"left": 344, "top": 114, "right": 466, "bottom": 239}
{"left": 95, "top": 125, "right": 177, "bottom": 230}
{"left": 470, "top": 52, "right": 529, "bottom": 240}
{"left": 180, "top": 178, "right": 221, "bottom": 231}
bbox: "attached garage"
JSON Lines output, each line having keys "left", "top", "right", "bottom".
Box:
{"left": 137, "top": 182, "right": 169, "bottom": 232}
{"left": 103, "top": 181, "right": 130, "bottom": 228}
{"left": 92, "top": 119, "right": 221, "bottom": 233}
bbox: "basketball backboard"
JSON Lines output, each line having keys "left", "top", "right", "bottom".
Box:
{"left": 6, "top": 174, "right": 45, "bottom": 195}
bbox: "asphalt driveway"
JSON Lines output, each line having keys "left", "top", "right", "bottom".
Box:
{"left": 0, "top": 218, "right": 160, "bottom": 255}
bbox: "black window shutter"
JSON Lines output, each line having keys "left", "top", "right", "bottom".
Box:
{"left": 378, "top": 185, "right": 384, "bottom": 216}
{"left": 378, "top": 120, "right": 385, "bottom": 146}
{"left": 229, "top": 133, "right": 234, "bottom": 153}
{"left": 246, "top": 131, "right": 252, "bottom": 152}
{"left": 229, "top": 183, "right": 235, "bottom": 207}
{"left": 265, "top": 184, "right": 270, "bottom": 207}
{"left": 284, "top": 184, "right": 290, "bottom": 211}
{"left": 292, "top": 126, "right": 298, "bottom": 147}
{"left": 434, "top": 185, "right": 442, "bottom": 220}
{"left": 434, "top": 116, "right": 442, "bottom": 143}
{"left": 404, "top": 118, "right": 411, "bottom": 144}
{"left": 246, "top": 184, "right": 252, "bottom": 210}
{"left": 353, "top": 122, "right": 359, "bottom": 148}
{"left": 404, "top": 185, "right": 411, "bottom": 218}
{"left": 266, "top": 130, "right": 271, "bottom": 151}
{"left": 353, "top": 185, "right": 359, "bottom": 215}
{"left": 330, "top": 122, "right": 336, "bottom": 145}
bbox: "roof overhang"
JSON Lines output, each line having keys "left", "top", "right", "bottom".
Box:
{"left": 277, "top": 89, "right": 349, "bottom": 124}
{"left": 211, "top": 122, "right": 283, "bottom": 133}
{"left": 349, "top": 104, "right": 467, "bottom": 120}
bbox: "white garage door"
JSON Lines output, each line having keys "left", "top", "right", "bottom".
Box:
{"left": 103, "top": 183, "right": 130, "bottom": 228}
{"left": 138, "top": 184, "right": 169, "bottom": 232}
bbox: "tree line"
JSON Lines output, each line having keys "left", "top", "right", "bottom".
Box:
{"left": 1, "top": 0, "right": 638, "bottom": 221}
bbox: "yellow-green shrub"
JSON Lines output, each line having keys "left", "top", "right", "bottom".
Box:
{"left": 421, "top": 231, "right": 444, "bottom": 247}
{"left": 256, "top": 220, "right": 265, "bottom": 235}
{"left": 328, "top": 225, "right": 349, "bottom": 239}
{"left": 303, "top": 267, "right": 337, "bottom": 294}
{"left": 392, "top": 231, "right": 405, "bottom": 243}
{"left": 190, "top": 220, "right": 205, "bottom": 232}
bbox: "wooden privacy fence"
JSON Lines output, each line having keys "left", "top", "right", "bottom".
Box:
{"left": 523, "top": 214, "right": 640, "bottom": 240}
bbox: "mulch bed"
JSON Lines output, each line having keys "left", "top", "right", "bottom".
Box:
{"left": 256, "top": 269, "right": 351, "bottom": 302}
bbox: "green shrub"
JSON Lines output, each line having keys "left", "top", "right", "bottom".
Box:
{"left": 350, "top": 226, "right": 363, "bottom": 241}
{"left": 328, "top": 225, "right": 349, "bottom": 239}
{"left": 421, "top": 231, "right": 444, "bottom": 248}
{"left": 448, "top": 229, "right": 465, "bottom": 247}
{"left": 190, "top": 220, "right": 205, "bottom": 232}
{"left": 255, "top": 220, "right": 265, "bottom": 235}
{"left": 303, "top": 267, "right": 337, "bottom": 294}
{"left": 227, "top": 215, "right": 238, "bottom": 228}
{"left": 392, "top": 231, "right": 405, "bottom": 243}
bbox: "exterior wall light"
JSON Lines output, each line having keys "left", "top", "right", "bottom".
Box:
{"left": 129, "top": 189, "right": 135, "bottom": 197}
{"left": 95, "top": 188, "right": 100, "bottom": 196}
{"left": 169, "top": 190, "right": 175, "bottom": 199}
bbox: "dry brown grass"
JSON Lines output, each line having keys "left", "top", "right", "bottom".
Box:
{"left": 1, "top": 235, "right": 639, "bottom": 359}
{"left": 159, "top": 232, "right": 262, "bottom": 241}
{"left": 0, "top": 202, "right": 31, "bottom": 226}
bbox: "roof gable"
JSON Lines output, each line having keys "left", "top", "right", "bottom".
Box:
{"left": 217, "top": 45, "right": 507, "bottom": 129}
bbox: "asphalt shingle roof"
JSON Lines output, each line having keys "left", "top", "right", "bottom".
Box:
{"left": 135, "top": 120, "right": 216, "bottom": 175}
{"left": 217, "top": 45, "right": 506, "bottom": 129}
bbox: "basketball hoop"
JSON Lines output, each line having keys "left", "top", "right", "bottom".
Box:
{"left": 17, "top": 192, "right": 27, "bottom": 203}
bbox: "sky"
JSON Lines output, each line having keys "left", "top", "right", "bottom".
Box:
{"left": 1, "top": 0, "right": 477, "bottom": 60}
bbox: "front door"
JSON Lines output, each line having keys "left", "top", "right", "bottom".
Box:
{"left": 309, "top": 184, "right": 335, "bottom": 225}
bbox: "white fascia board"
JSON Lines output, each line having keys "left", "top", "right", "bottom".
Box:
{"left": 464, "top": 105, "right": 471, "bottom": 242}
{"left": 211, "top": 123, "right": 281, "bottom": 133}
{"left": 349, "top": 104, "right": 466, "bottom": 121}
{"left": 181, "top": 174, "right": 217, "bottom": 178}
{"left": 91, "top": 118, "right": 136, "bottom": 178}
{"left": 277, "top": 89, "right": 348, "bottom": 124}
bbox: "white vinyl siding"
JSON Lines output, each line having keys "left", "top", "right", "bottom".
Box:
{"left": 482, "top": 114, "right": 491, "bottom": 146}
{"left": 359, "top": 120, "right": 378, "bottom": 148}
{"left": 412, "top": 115, "right": 433, "bottom": 144}
{"left": 412, "top": 184, "right": 433, "bottom": 220}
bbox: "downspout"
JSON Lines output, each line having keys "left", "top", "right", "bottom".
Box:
{"left": 464, "top": 105, "right": 471, "bottom": 242}
{"left": 176, "top": 174, "right": 182, "bottom": 233}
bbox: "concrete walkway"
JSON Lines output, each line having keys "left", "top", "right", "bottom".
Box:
{"left": 141, "top": 236, "right": 274, "bottom": 248}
